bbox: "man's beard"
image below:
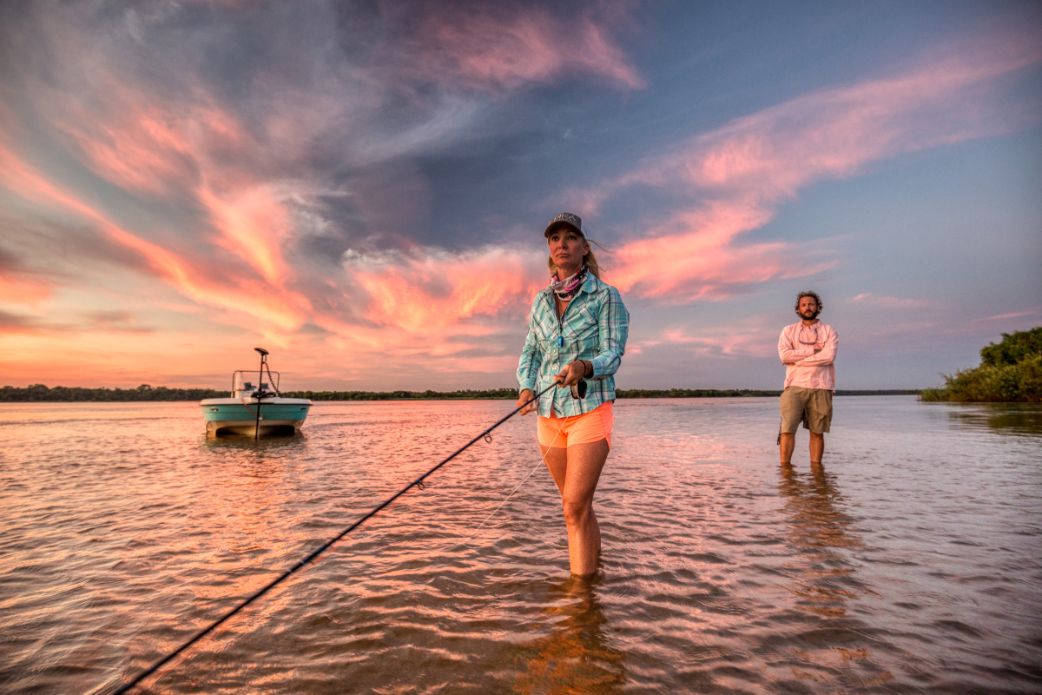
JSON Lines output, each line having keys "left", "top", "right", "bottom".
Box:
{"left": 799, "top": 309, "right": 820, "bottom": 320}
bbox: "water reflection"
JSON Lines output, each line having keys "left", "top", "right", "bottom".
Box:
{"left": 777, "top": 463, "right": 861, "bottom": 616}
{"left": 203, "top": 431, "right": 309, "bottom": 449}
{"left": 189, "top": 432, "right": 313, "bottom": 602}
{"left": 773, "top": 463, "right": 883, "bottom": 688}
{"left": 943, "top": 403, "right": 1042, "bottom": 436}
{"left": 515, "top": 576, "right": 626, "bottom": 693}
{"left": 6, "top": 399, "right": 1040, "bottom": 692}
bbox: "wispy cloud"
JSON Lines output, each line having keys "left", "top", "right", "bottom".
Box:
{"left": 634, "top": 322, "right": 778, "bottom": 360}
{"left": 330, "top": 26, "right": 1042, "bottom": 322}
{"left": 402, "top": 4, "right": 644, "bottom": 91}
{"left": 0, "top": 4, "right": 1038, "bottom": 388}
{"left": 0, "top": 138, "right": 314, "bottom": 332}
{"left": 568, "top": 24, "right": 1042, "bottom": 302}
{"left": 346, "top": 246, "right": 543, "bottom": 333}
{"left": 609, "top": 25, "right": 1041, "bottom": 199}
{"left": 0, "top": 244, "right": 53, "bottom": 304}
{"left": 987, "top": 308, "right": 1042, "bottom": 322}
{"left": 850, "top": 293, "right": 932, "bottom": 309}
{"left": 609, "top": 203, "right": 837, "bottom": 300}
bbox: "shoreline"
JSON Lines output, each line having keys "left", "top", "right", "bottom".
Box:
{"left": 1, "top": 386, "right": 922, "bottom": 402}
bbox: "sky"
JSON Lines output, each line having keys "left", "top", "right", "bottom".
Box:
{"left": 0, "top": 0, "right": 1039, "bottom": 391}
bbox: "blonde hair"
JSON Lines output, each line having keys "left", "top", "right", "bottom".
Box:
{"left": 547, "top": 246, "right": 601, "bottom": 278}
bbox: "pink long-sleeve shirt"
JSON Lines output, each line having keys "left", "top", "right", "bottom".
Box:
{"left": 778, "top": 320, "right": 838, "bottom": 391}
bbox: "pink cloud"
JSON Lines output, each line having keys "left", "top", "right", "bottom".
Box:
{"left": 304, "top": 24, "right": 1040, "bottom": 349}
{"left": 346, "top": 246, "right": 543, "bottom": 333}
{"left": 0, "top": 274, "right": 53, "bottom": 305}
{"left": 596, "top": 196, "right": 837, "bottom": 300}
{"left": 58, "top": 109, "right": 194, "bottom": 195}
{"left": 2, "top": 128, "right": 513, "bottom": 383}
{"left": 197, "top": 185, "right": 295, "bottom": 285}
{"left": 613, "top": 235, "right": 837, "bottom": 302}
{"left": 413, "top": 7, "right": 643, "bottom": 90}
{"left": 607, "top": 25, "right": 1041, "bottom": 203}
{"left": 0, "top": 140, "right": 312, "bottom": 332}
{"left": 684, "top": 52, "right": 1038, "bottom": 196}
{"left": 2, "top": 14, "right": 1038, "bottom": 390}
{"left": 567, "top": 26, "right": 1042, "bottom": 302}
{"left": 51, "top": 84, "right": 304, "bottom": 287}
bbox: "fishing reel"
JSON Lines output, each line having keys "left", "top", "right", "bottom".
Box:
{"left": 570, "top": 379, "right": 587, "bottom": 399}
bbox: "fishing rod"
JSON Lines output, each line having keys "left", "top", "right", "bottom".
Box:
{"left": 113, "top": 380, "right": 562, "bottom": 694}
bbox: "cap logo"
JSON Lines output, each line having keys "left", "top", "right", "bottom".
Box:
{"left": 544, "top": 212, "right": 583, "bottom": 237}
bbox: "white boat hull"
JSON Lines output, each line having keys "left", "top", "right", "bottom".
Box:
{"left": 200, "top": 397, "right": 312, "bottom": 437}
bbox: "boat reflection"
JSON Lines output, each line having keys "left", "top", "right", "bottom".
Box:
{"left": 203, "top": 431, "right": 310, "bottom": 451}
{"left": 515, "top": 576, "right": 626, "bottom": 693}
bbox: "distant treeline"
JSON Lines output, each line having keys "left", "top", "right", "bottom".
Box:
{"left": 921, "top": 327, "right": 1042, "bottom": 402}
{"left": 287, "top": 388, "right": 519, "bottom": 401}
{"left": 2, "top": 384, "right": 918, "bottom": 402}
{"left": 0, "top": 384, "right": 224, "bottom": 402}
{"left": 619, "top": 389, "right": 919, "bottom": 398}
{"left": 282, "top": 388, "right": 918, "bottom": 400}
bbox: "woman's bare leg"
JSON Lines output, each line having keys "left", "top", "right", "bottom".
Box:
{"left": 542, "top": 445, "right": 567, "bottom": 494}
{"left": 561, "top": 440, "right": 608, "bottom": 577}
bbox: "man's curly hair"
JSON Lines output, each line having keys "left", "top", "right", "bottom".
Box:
{"left": 794, "top": 290, "right": 822, "bottom": 312}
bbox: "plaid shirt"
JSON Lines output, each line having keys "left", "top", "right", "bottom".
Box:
{"left": 517, "top": 273, "right": 629, "bottom": 417}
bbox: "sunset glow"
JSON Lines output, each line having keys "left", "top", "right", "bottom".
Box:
{"left": 1, "top": 2, "right": 1039, "bottom": 390}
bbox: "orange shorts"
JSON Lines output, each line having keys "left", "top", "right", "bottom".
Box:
{"left": 537, "top": 402, "right": 614, "bottom": 449}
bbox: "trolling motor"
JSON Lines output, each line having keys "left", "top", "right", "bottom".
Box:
{"left": 253, "top": 347, "right": 275, "bottom": 399}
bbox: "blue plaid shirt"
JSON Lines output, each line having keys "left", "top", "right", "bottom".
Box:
{"left": 517, "top": 273, "right": 629, "bottom": 417}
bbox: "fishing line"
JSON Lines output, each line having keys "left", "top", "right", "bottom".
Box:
{"left": 113, "top": 381, "right": 559, "bottom": 694}
{"left": 469, "top": 376, "right": 581, "bottom": 536}
{"left": 471, "top": 426, "right": 563, "bottom": 535}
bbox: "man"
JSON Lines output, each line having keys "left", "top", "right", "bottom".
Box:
{"left": 777, "top": 291, "right": 838, "bottom": 466}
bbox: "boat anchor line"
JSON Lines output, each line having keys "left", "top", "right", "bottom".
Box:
{"left": 113, "top": 380, "right": 566, "bottom": 694}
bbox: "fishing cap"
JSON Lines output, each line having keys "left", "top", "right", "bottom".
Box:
{"left": 544, "top": 212, "right": 584, "bottom": 237}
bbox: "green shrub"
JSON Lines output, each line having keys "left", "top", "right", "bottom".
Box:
{"left": 923, "top": 328, "right": 1042, "bottom": 402}
{"left": 980, "top": 327, "right": 1042, "bottom": 367}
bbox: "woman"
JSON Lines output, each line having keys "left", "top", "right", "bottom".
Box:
{"left": 516, "top": 212, "right": 629, "bottom": 578}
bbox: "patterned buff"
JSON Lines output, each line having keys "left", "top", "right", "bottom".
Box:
{"left": 550, "top": 265, "right": 588, "bottom": 300}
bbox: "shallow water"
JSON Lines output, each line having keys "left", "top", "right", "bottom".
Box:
{"left": 0, "top": 396, "right": 1040, "bottom": 693}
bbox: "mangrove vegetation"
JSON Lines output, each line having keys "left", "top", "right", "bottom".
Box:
{"left": 920, "top": 327, "right": 1042, "bottom": 402}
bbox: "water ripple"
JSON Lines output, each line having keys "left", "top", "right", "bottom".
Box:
{"left": 0, "top": 398, "right": 1040, "bottom": 692}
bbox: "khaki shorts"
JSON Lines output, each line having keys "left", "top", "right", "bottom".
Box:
{"left": 780, "top": 387, "right": 833, "bottom": 434}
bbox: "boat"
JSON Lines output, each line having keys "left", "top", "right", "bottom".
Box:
{"left": 200, "top": 348, "right": 312, "bottom": 437}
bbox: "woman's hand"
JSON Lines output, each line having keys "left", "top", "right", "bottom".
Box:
{"left": 556, "top": 360, "right": 591, "bottom": 387}
{"left": 516, "top": 389, "right": 536, "bottom": 415}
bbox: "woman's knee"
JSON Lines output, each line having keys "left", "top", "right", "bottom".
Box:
{"left": 561, "top": 497, "right": 593, "bottom": 526}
